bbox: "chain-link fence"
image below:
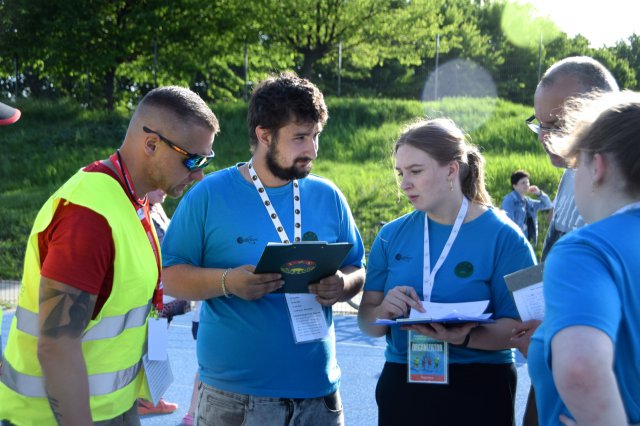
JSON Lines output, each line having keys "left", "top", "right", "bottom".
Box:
{"left": 0, "top": 279, "right": 20, "bottom": 309}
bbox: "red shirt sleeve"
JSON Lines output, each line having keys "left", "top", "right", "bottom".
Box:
{"left": 39, "top": 201, "right": 114, "bottom": 296}
{"left": 37, "top": 161, "right": 122, "bottom": 316}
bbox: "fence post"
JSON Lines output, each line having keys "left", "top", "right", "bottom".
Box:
{"left": 337, "top": 41, "right": 342, "bottom": 97}
{"left": 14, "top": 55, "right": 18, "bottom": 100}
{"left": 434, "top": 33, "right": 440, "bottom": 100}
{"left": 244, "top": 42, "right": 249, "bottom": 101}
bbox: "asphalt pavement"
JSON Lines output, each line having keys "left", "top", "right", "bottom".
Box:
{"left": 1, "top": 309, "right": 530, "bottom": 426}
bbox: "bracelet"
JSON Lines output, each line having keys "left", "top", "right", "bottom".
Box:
{"left": 456, "top": 332, "right": 471, "bottom": 348}
{"left": 221, "top": 268, "right": 232, "bottom": 298}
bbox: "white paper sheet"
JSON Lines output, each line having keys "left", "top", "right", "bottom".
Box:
{"left": 285, "top": 293, "right": 328, "bottom": 343}
{"left": 512, "top": 283, "right": 545, "bottom": 321}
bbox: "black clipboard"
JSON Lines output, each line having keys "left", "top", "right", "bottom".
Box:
{"left": 254, "top": 242, "right": 354, "bottom": 293}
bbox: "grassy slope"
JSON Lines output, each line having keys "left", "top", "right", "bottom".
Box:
{"left": 0, "top": 97, "right": 560, "bottom": 279}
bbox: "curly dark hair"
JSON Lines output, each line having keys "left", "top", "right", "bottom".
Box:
{"left": 247, "top": 71, "right": 328, "bottom": 151}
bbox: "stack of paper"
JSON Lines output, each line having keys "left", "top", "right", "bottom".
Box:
{"left": 504, "top": 263, "right": 545, "bottom": 321}
{"left": 374, "top": 300, "right": 494, "bottom": 326}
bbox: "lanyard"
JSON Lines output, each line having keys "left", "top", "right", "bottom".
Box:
{"left": 247, "top": 160, "right": 302, "bottom": 244}
{"left": 109, "top": 151, "right": 163, "bottom": 311}
{"left": 614, "top": 201, "right": 640, "bottom": 215}
{"left": 422, "top": 197, "right": 469, "bottom": 302}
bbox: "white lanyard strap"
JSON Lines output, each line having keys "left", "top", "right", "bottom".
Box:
{"left": 423, "top": 197, "right": 469, "bottom": 302}
{"left": 614, "top": 201, "right": 640, "bottom": 215}
{"left": 247, "top": 160, "right": 302, "bottom": 244}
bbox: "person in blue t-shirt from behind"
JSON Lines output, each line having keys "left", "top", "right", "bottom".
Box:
{"left": 358, "top": 118, "right": 536, "bottom": 426}
{"left": 501, "top": 170, "right": 552, "bottom": 247}
{"left": 161, "top": 71, "right": 365, "bottom": 426}
{"left": 528, "top": 90, "right": 640, "bottom": 426}
{"left": 512, "top": 56, "right": 619, "bottom": 426}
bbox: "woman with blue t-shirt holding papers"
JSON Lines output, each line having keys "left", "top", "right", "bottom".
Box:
{"left": 528, "top": 91, "right": 640, "bottom": 426}
{"left": 358, "top": 118, "right": 536, "bottom": 426}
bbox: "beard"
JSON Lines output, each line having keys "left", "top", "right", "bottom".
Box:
{"left": 265, "top": 140, "right": 313, "bottom": 180}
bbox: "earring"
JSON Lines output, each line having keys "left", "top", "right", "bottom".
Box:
{"left": 449, "top": 180, "right": 453, "bottom": 192}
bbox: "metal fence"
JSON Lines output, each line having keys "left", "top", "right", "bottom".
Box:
{"left": 0, "top": 279, "right": 360, "bottom": 314}
{"left": 0, "top": 280, "right": 20, "bottom": 308}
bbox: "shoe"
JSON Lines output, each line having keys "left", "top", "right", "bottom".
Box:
{"left": 181, "top": 413, "right": 194, "bottom": 426}
{"left": 137, "top": 398, "right": 178, "bottom": 415}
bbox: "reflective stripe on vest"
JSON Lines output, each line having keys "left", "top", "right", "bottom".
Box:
{"left": 14, "top": 302, "right": 151, "bottom": 340}
{"left": 1, "top": 356, "right": 142, "bottom": 398}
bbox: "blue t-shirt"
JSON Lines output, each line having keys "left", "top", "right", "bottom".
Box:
{"left": 162, "top": 164, "right": 365, "bottom": 398}
{"left": 365, "top": 208, "right": 536, "bottom": 364}
{"left": 528, "top": 209, "right": 640, "bottom": 425}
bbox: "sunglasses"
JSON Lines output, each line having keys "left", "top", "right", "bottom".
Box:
{"left": 525, "top": 115, "right": 562, "bottom": 135}
{"left": 143, "top": 126, "right": 215, "bottom": 171}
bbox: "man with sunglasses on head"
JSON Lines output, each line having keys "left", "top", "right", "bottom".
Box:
{"left": 0, "top": 87, "right": 218, "bottom": 426}
{"left": 161, "top": 72, "right": 365, "bottom": 426}
{"left": 513, "top": 56, "right": 618, "bottom": 426}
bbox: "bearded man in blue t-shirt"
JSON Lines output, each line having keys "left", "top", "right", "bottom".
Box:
{"left": 162, "top": 72, "right": 365, "bottom": 426}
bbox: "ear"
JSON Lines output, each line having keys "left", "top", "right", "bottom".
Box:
{"left": 447, "top": 160, "right": 460, "bottom": 179}
{"left": 255, "top": 126, "right": 272, "bottom": 148}
{"left": 592, "top": 153, "right": 608, "bottom": 184}
{"left": 144, "top": 134, "right": 158, "bottom": 156}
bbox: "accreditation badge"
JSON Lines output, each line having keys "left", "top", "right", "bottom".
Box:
{"left": 407, "top": 331, "right": 448, "bottom": 384}
{"left": 147, "top": 316, "right": 168, "bottom": 361}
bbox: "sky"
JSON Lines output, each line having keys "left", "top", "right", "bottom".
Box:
{"left": 526, "top": 0, "right": 640, "bottom": 47}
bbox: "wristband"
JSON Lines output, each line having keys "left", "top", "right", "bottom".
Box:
{"left": 221, "top": 268, "right": 232, "bottom": 298}
{"left": 456, "top": 332, "right": 471, "bottom": 348}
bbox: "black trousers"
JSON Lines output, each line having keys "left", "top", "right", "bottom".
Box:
{"left": 376, "top": 362, "right": 517, "bottom": 426}
{"left": 523, "top": 386, "right": 539, "bottom": 426}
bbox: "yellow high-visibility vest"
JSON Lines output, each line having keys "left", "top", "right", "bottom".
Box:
{"left": 0, "top": 170, "right": 158, "bottom": 425}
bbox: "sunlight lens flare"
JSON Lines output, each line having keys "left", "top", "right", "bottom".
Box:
{"left": 421, "top": 58, "right": 497, "bottom": 132}
{"left": 502, "top": 1, "right": 561, "bottom": 48}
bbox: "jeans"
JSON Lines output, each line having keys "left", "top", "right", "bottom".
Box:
{"left": 196, "top": 382, "right": 343, "bottom": 426}
{"left": 94, "top": 401, "right": 141, "bottom": 426}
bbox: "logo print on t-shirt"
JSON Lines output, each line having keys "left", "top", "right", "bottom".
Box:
{"left": 454, "top": 261, "right": 473, "bottom": 278}
{"left": 236, "top": 236, "right": 257, "bottom": 244}
{"left": 394, "top": 253, "right": 412, "bottom": 261}
{"left": 303, "top": 231, "right": 318, "bottom": 241}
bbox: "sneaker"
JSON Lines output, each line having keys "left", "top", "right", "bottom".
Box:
{"left": 137, "top": 398, "right": 178, "bottom": 415}
{"left": 181, "top": 413, "right": 194, "bottom": 426}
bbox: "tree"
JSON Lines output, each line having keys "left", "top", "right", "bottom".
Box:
{"left": 253, "top": 0, "right": 401, "bottom": 79}
{"left": 606, "top": 34, "right": 640, "bottom": 90}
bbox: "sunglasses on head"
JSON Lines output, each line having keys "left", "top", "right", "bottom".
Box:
{"left": 143, "top": 126, "right": 214, "bottom": 171}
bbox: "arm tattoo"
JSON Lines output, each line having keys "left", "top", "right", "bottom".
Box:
{"left": 40, "top": 287, "right": 94, "bottom": 338}
{"left": 47, "top": 396, "right": 63, "bottom": 424}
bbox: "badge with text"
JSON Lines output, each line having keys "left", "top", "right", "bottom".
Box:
{"left": 285, "top": 293, "right": 328, "bottom": 343}
{"left": 407, "top": 331, "right": 448, "bottom": 384}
